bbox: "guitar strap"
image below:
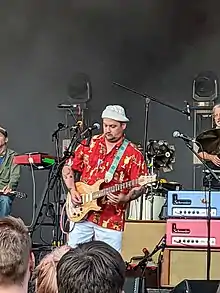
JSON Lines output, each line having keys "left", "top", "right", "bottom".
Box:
{"left": 104, "top": 138, "right": 129, "bottom": 183}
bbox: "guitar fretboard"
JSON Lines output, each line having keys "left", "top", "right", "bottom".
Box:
{"left": 92, "top": 178, "right": 139, "bottom": 200}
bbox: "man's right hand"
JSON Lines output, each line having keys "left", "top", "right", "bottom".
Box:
{"left": 209, "top": 155, "right": 220, "bottom": 167}
{"left": 70, "top": 190, "right": 82, "bottom": 205}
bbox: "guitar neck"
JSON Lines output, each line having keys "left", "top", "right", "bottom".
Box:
{"left": 92, "top": 178, "right": 139, "bottom": 200}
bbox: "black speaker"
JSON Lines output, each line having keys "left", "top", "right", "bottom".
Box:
{"left": 123, "top": 277, "right": 145, "bottom": 293}
{"left": 171, "top": 279, "right": 220, "bottom": 293}
{"left": 192, "top": 71, "right": 219, "bottom": 102}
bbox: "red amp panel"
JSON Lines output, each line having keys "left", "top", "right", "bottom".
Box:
{"left": 166, "top": 219, "right": 220, "bottom": 248}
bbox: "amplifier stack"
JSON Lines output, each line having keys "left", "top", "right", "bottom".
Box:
{"left": 166, "top": 190, "right": 220, "bottom": 249}
{"left": 160, "top": 190, "right": 220, "bottom": 286}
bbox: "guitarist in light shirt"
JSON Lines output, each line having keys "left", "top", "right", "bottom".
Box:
{"left": 0, "top": 127, "right": 20, "bottom": 217}
{"left": 62, "top": 105, "right": 148, "bottom": 252}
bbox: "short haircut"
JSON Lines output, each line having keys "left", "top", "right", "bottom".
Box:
{"left": 0, "top": 216, "right": 32, "bottom": 286}
{"left": 0, "top": 127, "right": 7, "bottom": 138}
{"left": 34, "top": 245, "right": 70, "bottom": 293}
{"left": 213, "top": 104, "right": 220, "bottom": 115}
{"left": 57, "top": 240, "right": 126, "bottom": 293}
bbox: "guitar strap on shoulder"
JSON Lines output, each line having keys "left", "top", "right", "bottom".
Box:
{"left": 104, "top": 138, "right": 129, "bottom": 183}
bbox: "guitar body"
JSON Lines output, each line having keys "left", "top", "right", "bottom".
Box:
{"left": 66, "top": 179, "right": 104, "bottom": 223}
{"left": 65, "top": 174, "right": 157, "bottom": 223}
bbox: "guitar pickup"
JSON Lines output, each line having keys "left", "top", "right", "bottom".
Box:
{"left": 172, "top": 193, "right": 191, "bottom": 205}
{"left": 172, "top": 223, "right": 190, "bottom": 234}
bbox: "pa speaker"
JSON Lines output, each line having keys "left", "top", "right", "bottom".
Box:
{"left": 192, "top": 71, "right": 218, "bottom": 102}
{"left": 171, "top": 279, "right": 220, "bottom": 293}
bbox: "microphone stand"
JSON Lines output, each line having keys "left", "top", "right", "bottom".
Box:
{"left": 112, "top": 82, "right": 189, "bottom": 220}
{"left": 50, "top": 128, "right": 63, "bottom": 245}
{"left": 133, "top": 235, "right": 166, "bottom": 291}
{"left": 183, "top": 141, "right": 220, "bottom": 281}
{"left": 136, "top": 235, "right": 166, "bottom": 270}
{"left": 29, "top": 126, "right": 81, "bottom": 241}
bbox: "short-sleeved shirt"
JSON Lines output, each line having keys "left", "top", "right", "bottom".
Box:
{"left": 67, "top": 134, "right": 148, "bottom": 231}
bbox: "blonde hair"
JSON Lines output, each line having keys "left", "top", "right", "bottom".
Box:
{"left": 34, "top": 245, "right": 70, "bottom": 293}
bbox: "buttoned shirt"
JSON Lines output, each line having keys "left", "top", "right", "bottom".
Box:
{"left": 68, "top": 134, "right": 148, "bottom": 231}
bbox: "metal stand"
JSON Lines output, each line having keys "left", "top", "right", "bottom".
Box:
{"left": 50, "top": 130, "right": 64, "bottom": 245}
{"left": 136, "top": 235, "right": 166, "bottom": 269}
{"left": 192, "top": 107, "right": 213, "bottom": 190}
{"left": 148, "top": 156, "right": 156, "bottom": 220}
{"left": 113, "top": 82, "right": 190, "bottom": 220}
{"left": 129, "top": 235, "right": 166, "bottom": 292}
{"left": 29, "top": 126, "right": 81, "bottom": 244}
{"left": 184, "top": 141, "right": 220, "bottom": 281}
{"left": 140, "top": 98, "right": 150, "bottom": 220}
{"left": 206, "top": 174, "right": 212, "bottom": 281}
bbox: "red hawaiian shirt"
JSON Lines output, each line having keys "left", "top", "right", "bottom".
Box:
{"left": 68, "top": 134, "right": 148, "bottom": 231}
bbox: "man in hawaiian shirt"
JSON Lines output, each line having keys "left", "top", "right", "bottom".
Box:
{"left": 62, "top": 105, "right": 148, "bottom": 252}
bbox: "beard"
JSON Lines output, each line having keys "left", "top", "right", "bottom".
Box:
{"left": 104, "top": 133, "right": 122, "bottom": 143}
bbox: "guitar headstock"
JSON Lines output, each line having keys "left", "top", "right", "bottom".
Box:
{"left": 16, "top": 192, "right": 27, "bottom": 199}
{"left": 138, "top": 174, "right": 157, "bottom": 186}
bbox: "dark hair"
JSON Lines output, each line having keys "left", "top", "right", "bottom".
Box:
{"left": 0, "top": 128, "right": 7, "bottom": 138}
{"left": 57, "top": 240, "right": 126, "bottom": 293}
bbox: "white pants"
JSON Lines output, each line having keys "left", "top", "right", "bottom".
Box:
{"left": 68, "top": 220, "right": 123, "bottom": 252}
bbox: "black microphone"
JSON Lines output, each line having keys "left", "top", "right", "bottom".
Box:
{"left": 81, "top": 123, "right": 101, "bottom": 146}
{"left": 52, "top": 121, "right": 82, "bottom": 139}
{"left": 87, "top": 123, "right": 101, "bottom": 131}
{"left": 173, "top": 130, "right": 196, "bottom": 143}
{"left": 52, "top": 123, "right": 67, "bottom": 140}
{"left": 80, "top": 123, "right": 101, "bottom": 138}
{"left": 57, "top": 122, "right": 68, "bottom": 129}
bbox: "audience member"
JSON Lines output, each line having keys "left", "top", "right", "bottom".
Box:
{"left": 33, "top": 245, "right": 70, "bottom": 293}
{"left": 57, "top": 240, "right": 126, "bottom": 293}
{"left": 0, "top": 216, "right": 34, "bottom": 293}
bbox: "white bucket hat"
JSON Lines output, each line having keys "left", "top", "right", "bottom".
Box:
{"left": 101, "top": 105, "right": 129, "bottom": 122}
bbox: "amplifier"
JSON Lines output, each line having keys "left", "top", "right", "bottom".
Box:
{"left": 166, "top": 219, "right": 220, "bottom": 248}
{"left": 161, "top": 248, "right": 220, "bottom": 287}
{"left": 167, "top": 191, "right": 220, "bottom": 218}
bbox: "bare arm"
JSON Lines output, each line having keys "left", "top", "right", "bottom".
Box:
{"left": 198, "top": 152, "right": 220, "bottom": 166}
{"left": 128, "top": 186, "right": 146, "bottom": 201}
{"left": 198, "top": 152, "right": 212, "bottom": 160}
{"left": 62, "top": 165, "right": 76, "bottom": 192}
{"left": 125, "top": 149, "right": 148, "bottom": 202}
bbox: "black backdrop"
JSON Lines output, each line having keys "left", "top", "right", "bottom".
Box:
{"left": 1, "top": 0, "right": 220, "bottom": 242}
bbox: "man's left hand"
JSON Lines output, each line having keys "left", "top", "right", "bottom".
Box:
{"left": 128, "top": 185, "right": 147, "bottom": 201}
{"left": 107, "top": 186, "right": 146, "bottom": 204}
{"left": 107, "top": 193, "right": 129, "bottom": 204}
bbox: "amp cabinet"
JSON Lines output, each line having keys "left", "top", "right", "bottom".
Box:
{"left": 161, "top": 248, "right": 220, "bottom": 287}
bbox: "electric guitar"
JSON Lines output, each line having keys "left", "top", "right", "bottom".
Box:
{"left": 0, "top": 191, "right": 27, "bottom": 199}
{"left": 66, "top": 174, "right": 157, "bottom": 223}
